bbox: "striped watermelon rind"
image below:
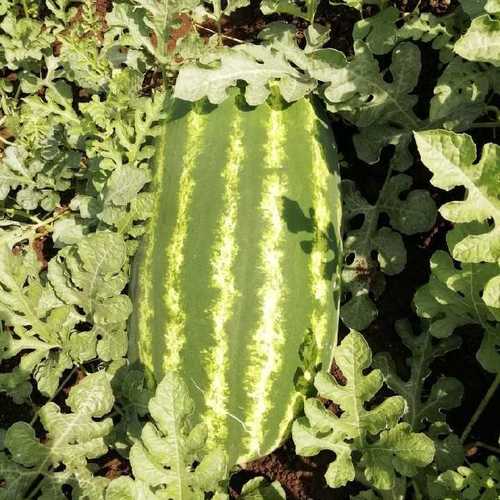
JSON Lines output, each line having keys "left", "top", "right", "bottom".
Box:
{"left": 128, "top": 91, "right": 342, "bottom": 466}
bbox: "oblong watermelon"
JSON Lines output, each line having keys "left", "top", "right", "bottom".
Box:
{"left": 128, "top": 92, "right": 342, "bottom": 466}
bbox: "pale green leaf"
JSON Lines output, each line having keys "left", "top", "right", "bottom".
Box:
{"left": 48, "top": 231, "right": 129, "bottom": 316}
{"left": 174, "top": 44, "right": 314, "bottom": 105}
{"left": 52, "top": 216, "right": 88, "bottom": 247}
{"left": 126, "top": 372, "right": 228, "bottom": 497}
{"left": 240, "top": 477, "right": 286, "bottom": 499}
{"left": 362, "top": 423, "right": 435, "bottom": 490}
{"left": 414, "top": 249, "right": 500, "bottom": 373}
{"left": 292, "top": 331, "right": 434, "bottom": 489}
{"left": 414, "top": 130, "right": 500, "bottom": 264}
{"left": 0, "top": 372, "right": 114, "bottom": 497}
{"left": 0, "top": 241, "right": 91, "bottom": 398}
{"left": 0, "top": 14, "right": 54, "bottom": 70}
{"left": 105, "top": 476, "right": 156, "bottom": 500}
{"left": 353, "top": 7, "right": 400, "bottom": 55}
{"left": 429, "top": 57, "right": 490, "bottom": 130}
{"left": 454, "top": 14, "right": 500, "bottom": 66}
{"left": 0, "top": 452, "right": 40, "bottom": 500}
{"left": 103, "top": 166, "right": 151, "bottom": 207}
{"left": 414, "top": 250, "right": 499, "bottom": 336}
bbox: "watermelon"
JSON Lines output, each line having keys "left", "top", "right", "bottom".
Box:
{"left": 128, "top": 91, "right": 342, "bottom": 466}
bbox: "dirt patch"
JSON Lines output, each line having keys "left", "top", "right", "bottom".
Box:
{"left": 234, "top": 442, "right": 353, "bottom": 499}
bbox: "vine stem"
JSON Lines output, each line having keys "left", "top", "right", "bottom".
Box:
{"left": 194, "top": 23, "right": 244, "bottom": 44}
{"left": 461, "top": 372, "right": 500, "bottom": 444}
{"left": 24, "top": 366, "right": 80, "bottom": 500}
{"left": 161, "top": 66, "right": 169, "bottom": 92}
{"left": 412, "top": 479, "right": 423, "bottom": 500}
{"left": 470, "top": 441, "right": 500, "bottom": 455}
{"left": 0, "top": 135, "right": 14, "bottom": 145}
{"left": 29, "top": 366, "right": 78, "bottom": 426}
{"left": 25, "top": 479, "right": 45, "bottom": 500}
{"left": 9, "top": 207, "right": 70, "bottom": 244}
{"left": 470, "top": 122, "right": 500, "bottom": 129}
{"left": 32, "top": 207, "right": 70, "bottom": 229}
{"left": 21, "top": 0, "right": 29, "bottom": 17}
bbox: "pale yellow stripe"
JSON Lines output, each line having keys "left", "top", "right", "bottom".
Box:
{"left": 162, "top": 109, "right": 206, "bottom": 371}
{"left": 243, "top": 109, "right": 287, "bottom": 459}
{"left": 272, "top": 105, "right": 335, "bottom": 446}
{"left": 307, "top": 106, "right": 334, "bottom": 352}
{"left": 203, "top": 114, "right": 245, "bottom": 446}
{"left": 137, "top": 128, "right": 168, "bottom": 372}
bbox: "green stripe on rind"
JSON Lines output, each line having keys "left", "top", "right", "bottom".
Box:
{"left": 222, "top": 104, "right": 270, "bottom": 462}
{"left": 242, "top": 106, "right": 288, "bottom": 460}
{"left": 128, "top": 102, "right": 172, "bottom": 376}
{"left": 161, "top": 108, "right": 206, "bottom": 372}
{"left": 309, "top": 101, "right": 343, "bottom": 370}
{"left": 175, "top": 100, "right": 239, "bottom": 432}
{"left": 308, "top": 104, "right": 335, "bottom": 354}
{"left": 203, "top": 112, "right": 245, "bottom": 447}
{"left": 262, "top": 99, "right": 322, "bottom": 454}
{"left": 149, "top": 101, "right": 196, "bottom": 379}
{"left": 128, "top": 93, "right": 342, "bottom": 467}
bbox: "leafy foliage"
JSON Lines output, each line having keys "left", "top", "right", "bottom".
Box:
{"left": 0, "top": 228, "right": 132, "bottom": 402}
{"left": 323, "top": 41, "right": 423, "bottom": 171}
{"left": 239, "top": 477, "right": 286, "bottom": 499}
{"left": 174, "top": 22, "right": 323, "bottom": 104}
{"left": 434, "top": 455, "right": 500, "bottom": 499}
{"left": 455, "top": 0, "right": 500, "bottom": 66}
{"left": 414, "top": 247, "right": 500, "bottom": 373}
{"left": 1, "top": 0, "right": 499, "bottom": 496}
{"left": 341, "top": 175, "right": 436, "bottom": 329}
{"left": 104, "top": 372, "right": 228, "bottom": 499}
{"left": 414, "top": 130, "right": 500, "bottom": 265}
{"left": 260, "top": 0, "right": 318, "bottom": 21}
{"left": 0, "top": 235, "right": 75, "bottom": 400}
{"left": 353, "top": 7, "right": 460, "bottom": 57}
{"left": 373, "top": 321, "right": 466, "bottom": 498}
{"left": 414, "top": 131, "right": 500, "bottom": 373}
{"left": 374, "top": 320, "right": 463, "bottom": 431}
{"left": 292, "top": 331, "right": 435, "bottom": 490}
{"left": 0, "top": 371, "right": 114, "bottom": 499}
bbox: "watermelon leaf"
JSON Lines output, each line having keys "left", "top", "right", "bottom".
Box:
{"left": 374, "top": 320, "right": 463, "bottom": 431}
{"left": 240, "top": 477, "right": 286, "bottom": 499}
{"left": 435, "top": 455, "right": 500, "bottom": 499}
{"left": 174, "top": 42, "right": 315, "bottom": 105}
{"left": 341, "top": 175, "right": 436, "bottom": 330}
{"left": 0, "top": 371, "right": 114, "bottom": 499}
{"left": 292, "top": 331, "right": 435, "bottom": 490}
{"left": 414, "top": 130, "right": 500, "bottom": 265}
{"left": 454, "top": 12, "right": 500, "bottom": 66}
{"left": 414, "top": 247, "right": 500, "bottom": 373}
{"left": 107, "top": 372, "right": 228, "bottom": 499}
{"left": 0, "top": 236, "right": 84, "bottom": 401}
